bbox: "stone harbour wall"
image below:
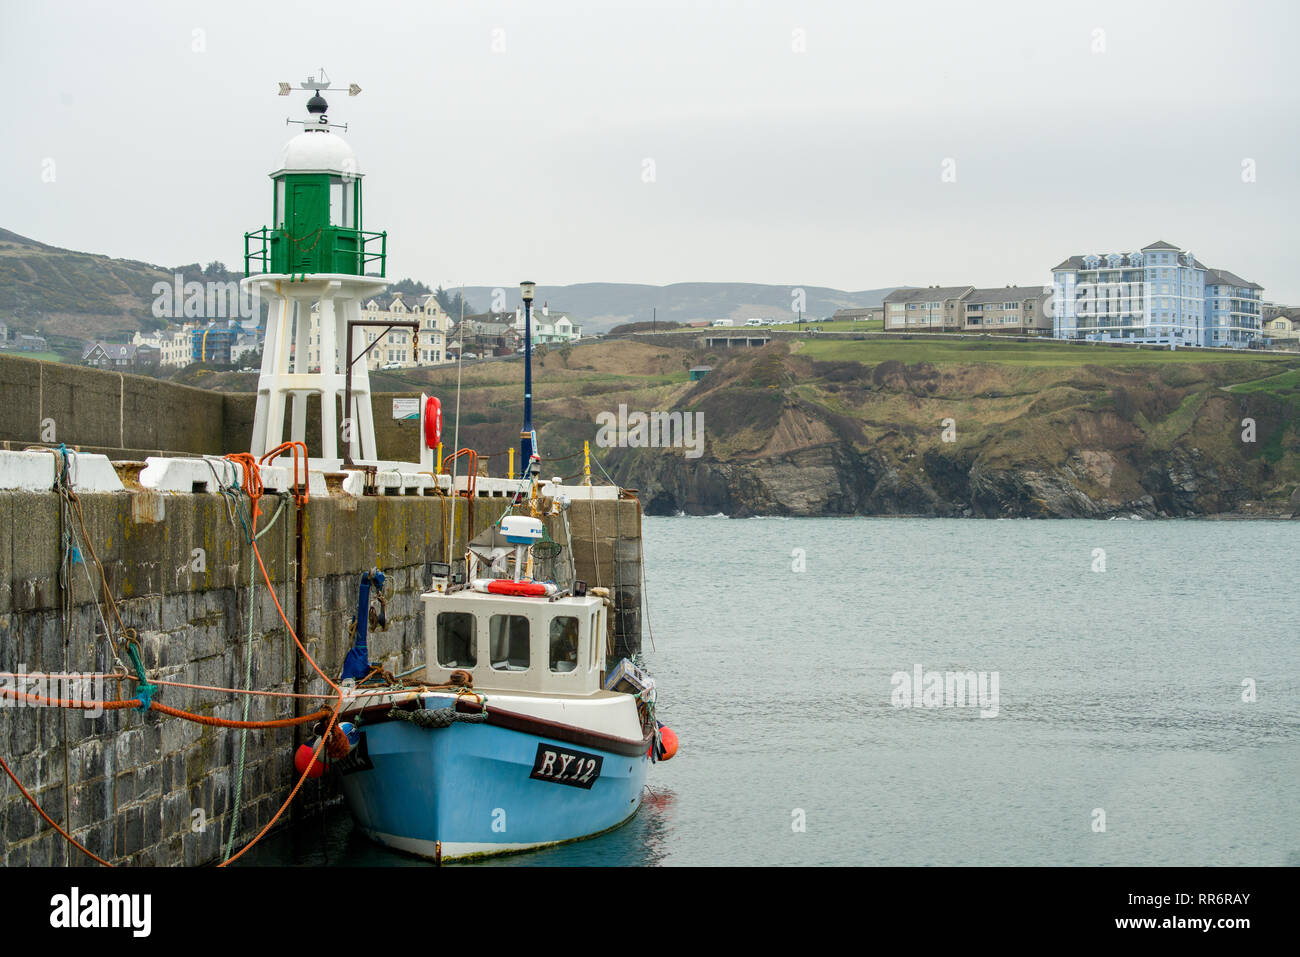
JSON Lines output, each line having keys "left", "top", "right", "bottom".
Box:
{"left": 0, "top": 485, "right": 641, "bottom": 866}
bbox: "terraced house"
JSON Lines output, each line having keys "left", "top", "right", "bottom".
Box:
{"left": 132, "top": 327, "right": 193, "bottom": 368}
{"left": 883, "top": 286, "right": 973, "bottom": 331}
{"left": 882, "top": 285, "right": 1050, "bottom": 334}
{"left": 959, "top": 286, "right": 1052, "bottom": 334}
{"left": 1050, "top": 240, "right": 1264, "bottom": 349}
{"left": 305, "top": 291, "right": 451, "bottom": 371}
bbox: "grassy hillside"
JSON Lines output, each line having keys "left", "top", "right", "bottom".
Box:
{"left": 0, "top": 228, "right": 174, "bottom": 340}
{"left": 0, "top": 228, "right": 257, "bottom": 346}
{"left": 796, "top": 337, "right": 1293, "bottom": 368}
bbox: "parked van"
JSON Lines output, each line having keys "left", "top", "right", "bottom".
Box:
{"left": 745, "top": 318, "right": 765, "bottom": 327}
{"left": 712, "top": 319, "right": 734, "bottom": 327}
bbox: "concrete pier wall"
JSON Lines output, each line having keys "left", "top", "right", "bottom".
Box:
{"left": 0, "top": 483, "right": 643, "bottom": 866}
{"left": 0, "top": 351, "right": 494, "bottom": 464}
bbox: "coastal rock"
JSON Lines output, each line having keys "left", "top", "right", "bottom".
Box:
{"left": 626, "top": 444, "right": 1263, "bottom": 520}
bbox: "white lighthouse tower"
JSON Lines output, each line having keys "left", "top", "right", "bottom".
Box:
{"left": 242, "top": 72, "right": 390, "bottom": 466}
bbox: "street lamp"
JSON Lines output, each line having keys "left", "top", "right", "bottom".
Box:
{"left": 520, "top": 281, "right": 537, "bottom": 474}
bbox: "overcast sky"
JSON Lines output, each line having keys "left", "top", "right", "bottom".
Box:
{"left": 3, "top": 0, "right": 1297, "bottom": 300}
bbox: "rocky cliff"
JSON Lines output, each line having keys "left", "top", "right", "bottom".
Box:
{"left": 602, "top": 344, "right": 1300, "bottom": 519}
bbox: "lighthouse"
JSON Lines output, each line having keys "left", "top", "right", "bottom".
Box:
{"left": 243, "top": 74, "right": 390, "bottom": 465}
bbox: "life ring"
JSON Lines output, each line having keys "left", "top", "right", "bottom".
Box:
{"left": 424, "top": 395, "right": 442, "bottom": 450}
{"left": 471, "top": 578, "right": 557, "bottom": 597}
{"left": 485, "top": 579, "right": 552, "bottom": 597}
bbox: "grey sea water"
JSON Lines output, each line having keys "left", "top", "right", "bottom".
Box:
{"left": 248, "top": 516, "right": 1300, "bottom": 866}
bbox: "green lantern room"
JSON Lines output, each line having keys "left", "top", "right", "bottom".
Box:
{"left": 245, "top": 93, "right": 386, "bottom": 278}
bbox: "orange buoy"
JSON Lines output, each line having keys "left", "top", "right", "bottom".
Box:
{"left": 657, "top": 725, "right": 679, "bottom": 761}
{"left": 294, "top": 743, "right": 326, "bottom": 778}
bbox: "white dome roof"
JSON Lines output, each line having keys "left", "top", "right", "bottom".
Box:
{"left": 272, "top": 130, "right": 360, "bottom": 177}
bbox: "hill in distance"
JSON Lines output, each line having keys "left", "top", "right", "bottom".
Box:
{"left": 460, "top": 282, "right": 899, "bottom": 332}
{"left": 0, "top": 227, "right": 899, "bottom": 344}
{"left": 0, "top": 228, "right": 258, "bottom": 354}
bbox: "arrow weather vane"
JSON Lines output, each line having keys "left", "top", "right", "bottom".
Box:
{"left": 278, "top": 67, "right": 361, "bottom": 131}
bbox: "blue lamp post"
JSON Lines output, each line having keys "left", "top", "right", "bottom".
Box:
{"left": 520, "top": 280, "right": 536, "bottom": 472}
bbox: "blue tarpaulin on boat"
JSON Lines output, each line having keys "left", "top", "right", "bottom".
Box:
{"left": 341, "top": 569, "right": 385, "bottom": 681}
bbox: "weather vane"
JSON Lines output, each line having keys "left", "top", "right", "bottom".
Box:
{"left": 278, "top": 67, "right": 361, "bottom": 132}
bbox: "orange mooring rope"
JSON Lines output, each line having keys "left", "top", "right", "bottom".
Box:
{"left": 1, "top": 446, "right": 351, "bottom": 866}
{"left": 219, "top": 700, "right": 344, "bottom": 868}
{"left": 150, "top": 702, "right": 334, "bottom": 729}
{"left": 216, "top": 445, "right": 349, "bottom": 866}
{"left": 0, "top": 687, "right": 335, "bottom": 729}
{"left": 0, "top": 752, "right": 113, "bottom": 867}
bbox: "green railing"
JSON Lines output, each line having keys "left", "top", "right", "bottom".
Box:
{"left": 354, "top": 229, "right": 387, "bottom": 278}
{"left": 243, "top": 226, "right": 387, "bottom": 278}
{"left": 244, "top": 226, "right": 273, "bottom": 275}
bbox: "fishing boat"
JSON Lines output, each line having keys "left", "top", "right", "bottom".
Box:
{"left": 312, "top": 283, "right": 675, "bottom": 863}
{"left": 330, "top": 567, "right": 661, "bottom": 862}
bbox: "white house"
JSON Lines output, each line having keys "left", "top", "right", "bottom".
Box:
{"left": 231, "top": 332, "right": 264, "bottom": 367}
{"left": 513, "top": 302, "right": 581, "bottom": 345}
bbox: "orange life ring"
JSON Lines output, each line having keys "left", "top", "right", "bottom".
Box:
{"left": 486, "top": 579, "right": 549, "bottom": 597}
{"left": 424, "top": 395, "right": 442, "bottom": 449}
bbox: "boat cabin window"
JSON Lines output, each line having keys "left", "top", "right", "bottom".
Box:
{"left": 549, "top": 616, "right": 580, "bottom": 673}
{"left": 436, "top": 612, "right": 476, "bottom": 668}
{"left": 489, "top": 614, "right": 530, "bottom": 671}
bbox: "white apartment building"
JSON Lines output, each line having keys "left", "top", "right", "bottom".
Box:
{"left": 1051, "top": 240, "right": 1264, "bottom": 348}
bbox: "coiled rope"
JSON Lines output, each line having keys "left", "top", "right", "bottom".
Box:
{"left": 386, "top": 704, "right": 487, "bottom": 729}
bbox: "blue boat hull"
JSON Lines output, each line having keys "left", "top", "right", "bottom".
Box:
{"left": 338, "top": 698, "right": 649, "bottom": 862}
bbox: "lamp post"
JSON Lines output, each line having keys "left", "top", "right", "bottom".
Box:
{"left": 520, "top": 281, "right": 536, "bottom": 472}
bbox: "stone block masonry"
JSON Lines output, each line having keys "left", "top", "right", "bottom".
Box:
{"left": 564, "top": 496, "right": 644, "bottom": 659}
{"left": 0, "top": 484, "right": 642, "bottom": 866}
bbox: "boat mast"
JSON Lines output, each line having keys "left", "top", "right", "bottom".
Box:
{"left": 519, "top": 280, "right": 537, "bottom": 476}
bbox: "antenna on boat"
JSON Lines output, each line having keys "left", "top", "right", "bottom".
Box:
{"left": 519, "top": 280, "right": 540, "bottom": 498}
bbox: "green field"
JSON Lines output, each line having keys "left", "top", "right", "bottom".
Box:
{"left": 0, "top": 350, "right": 64, "bottom": 363}
{"left": 796, "top": 337, "right": 1298, "bottom": 369}
{"left": 736, "top": 318, "right": 884, "bottom": 333}
{"left": 1225, "top": 367, "right": 1300, "bottom": 395}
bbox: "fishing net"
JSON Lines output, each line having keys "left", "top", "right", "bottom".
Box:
{"left": 530, "top": 540, "right": 571, "bottom": 590}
